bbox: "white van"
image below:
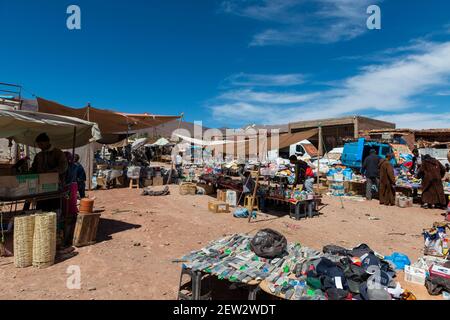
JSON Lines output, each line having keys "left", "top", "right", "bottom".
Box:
{"left": 268, "top": 140, "right": 319, "bottom": 161}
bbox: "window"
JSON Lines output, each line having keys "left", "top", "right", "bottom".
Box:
{"left": 381, "top": 146, "right": 390, "bottom": 156}
{"left": 296, "top": 145, "right": 305, "bottom": 154}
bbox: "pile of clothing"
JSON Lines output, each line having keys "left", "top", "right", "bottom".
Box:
{"left": 176, "top": 232, "right": 409, "bottom": 300}
{"left": 263, "top": 243, "right": 406, "bottom": 300}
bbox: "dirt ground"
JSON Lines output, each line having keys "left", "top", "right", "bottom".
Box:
{"left": 0, "top": 184, "right": 447, "bottom": 300}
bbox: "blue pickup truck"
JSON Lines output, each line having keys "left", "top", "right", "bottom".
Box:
{"left": 341, "top": 138, "right": 392, "bottom": 170}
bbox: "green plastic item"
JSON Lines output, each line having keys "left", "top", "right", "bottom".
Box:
{"left": 306, "top": 277, "right": 322, "bottom": 290}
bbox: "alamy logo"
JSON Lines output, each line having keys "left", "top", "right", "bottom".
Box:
{"left": 66, "top": 5, "right": 81, "bottom": 30}
{"left": 367, "top": 5, "right": 381, "bottom": 30}
{"left": 66, "top": 265, "right": 81, "bottom": 289}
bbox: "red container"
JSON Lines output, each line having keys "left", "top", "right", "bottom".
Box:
{"left": 79, "top": 198, "right": 94, "bottom": 214}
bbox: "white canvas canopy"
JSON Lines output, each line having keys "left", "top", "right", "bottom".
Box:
{"left": 0, "top": 108, "right": 101, "bottom": 149}
{"left": 150, "top": 137, "right": 171, "bottom": 147}
{"left": 173, "top": 133, "right": 237, "bottom": 146}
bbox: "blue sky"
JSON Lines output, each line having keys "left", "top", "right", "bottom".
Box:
{"left": 1, "top": 0, "right": 450, "bottom": 129}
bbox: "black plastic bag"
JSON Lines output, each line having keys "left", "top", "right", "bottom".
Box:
{"left": 323, "top": 245, "right": 350, "bottom": 256}
{"left": 250, "top": 229, "right": 287, "bottom": 259}
{"left": 425, "top": 276, "right": 450, "bottom": 295}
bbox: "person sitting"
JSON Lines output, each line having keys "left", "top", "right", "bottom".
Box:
{"left": 289, "top": 155, "right": 313, "bottom": 192}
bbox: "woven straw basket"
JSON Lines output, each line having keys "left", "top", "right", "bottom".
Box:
{"left": 32, "top": 212, "right": 57, "bottom": 269}
{"left": 13, "top": 215, "right": 35, "bottom": 268}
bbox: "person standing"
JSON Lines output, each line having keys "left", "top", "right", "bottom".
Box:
{"left": 362, "top": 149, "right": 380, "bottom": 200}
{"left": 379, "top": 153, "right": 396, "bottom": 206}
{"left": 31, "top": 133, "right": 68, "bottom": 212}
{"left": 175, "top": 152, "right": 183, "bottom": 182}
{"left": 410, "top": 148, "right": 421, "bottom": 174}
{"left": 32, "top": 133, "right": 68, "bottom": 180}
{"left": 289, "top": 155, "right": 310, "bottom": 190}
{"left": 417, "top": 155, "right": 447, "bottom": 209}
{"left": 74, "top": 154, "right": 87, "bottom": 199}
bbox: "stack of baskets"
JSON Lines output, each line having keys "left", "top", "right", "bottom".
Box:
{"left": 13, "top": 215, "right": 35, "bottom": 268}
{"left": 13, "top": 212, "right": 57, "bottom": 269}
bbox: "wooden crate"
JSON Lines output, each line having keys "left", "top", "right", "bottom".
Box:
{"left": 208, "top": 201, "right": 230, "bottom": 213}
{"left": 73, "top": 213, "right": 101, "bottom": 247}
{"left": 217, "top": 190, "right": 227, "bottom": 202}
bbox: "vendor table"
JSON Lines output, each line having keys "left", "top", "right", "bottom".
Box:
{"left": 177, "top": 267, "right": 262, "bottom": 300}
{"left": 0, "top": 190, "right": 66, "bottom": 216}
{"left": 0, "top": 190, "right": 67, "bottom": 256}
{"left": 264, "top": 196, "right": 321, "bottom": 220}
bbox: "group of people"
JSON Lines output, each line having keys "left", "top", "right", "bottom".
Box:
{"left": 362, "top": 148, "right": 448, "bottom": 209}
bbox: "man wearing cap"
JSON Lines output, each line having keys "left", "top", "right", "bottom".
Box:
{"left": 32, "top": 133, "right": 68, "bottom": 181}
{"left": 362, "top": 149, "right": 380, "bottom": 200}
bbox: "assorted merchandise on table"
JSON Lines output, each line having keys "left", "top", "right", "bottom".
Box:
{"left": 175, "top": 230, "right": 437, "bottom": 300}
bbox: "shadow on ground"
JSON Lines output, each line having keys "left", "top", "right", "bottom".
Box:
{"left": 97, "top": 218, "right": 141, "bottom": 242}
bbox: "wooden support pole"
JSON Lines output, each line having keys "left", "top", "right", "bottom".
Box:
{"left": 317, "top": 125, "right": 323, "bottom": 186}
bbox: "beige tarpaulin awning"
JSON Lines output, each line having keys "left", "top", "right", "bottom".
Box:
{"left": 37, "top": 97, "right": 181, "bottom": 135}
{"left": 209, "top": 128, "right": 319, "bottom": 156}
{"left": 0, "top": 108, "right": 101, "bottom": 149}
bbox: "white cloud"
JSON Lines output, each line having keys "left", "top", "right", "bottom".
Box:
{"left": 218, "top": 89, "right": 319, "bottom": 104}
{"left": 221, "top": 0, "right": 381, "bottom": 46}
{"left": 436, "top": 90, "right": 450, "bottom": 96}
{"left": 210, "top": 40, "right": 450, "bottom": 127}
{"left": 224, "top": 73, "right": 306, "bottom": 87}
{"left": 376, "top": 113, "right": 450, "bottom": 129}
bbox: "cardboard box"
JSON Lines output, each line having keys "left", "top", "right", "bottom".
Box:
{"left": 0, "top": 174, "right": 39, "bottom": 197}
{"left": 429, "top": 264, "right": 450, "bottom": 280}
{"left": 152, "top": 176, "right": 164, "bottom": 186}
{"left": 38, "top": 173, "right": 59, "bottom": 193}
{"left": 208, "top": 201, "right": 230, "bottom": 213}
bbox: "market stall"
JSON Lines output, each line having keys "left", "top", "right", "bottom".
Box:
{"left": 0, "top": 108, "right": 100, "bottom": 260}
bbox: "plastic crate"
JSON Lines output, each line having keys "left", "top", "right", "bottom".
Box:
{"left": 404, "top": 265, "right": 426, "bottom": 285}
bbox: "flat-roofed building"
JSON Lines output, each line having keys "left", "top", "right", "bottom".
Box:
{"left": 289, "top": 116, "right": 396, "bottom": 151}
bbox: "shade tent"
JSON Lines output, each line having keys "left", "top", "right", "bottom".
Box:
{"left": 37, "top": 97, "right": 181, "bottom": 135}
{"left": 0, "top": 108, "right": 101, "bottom": 149}
{"left": 206, "top": 128, "right": 320, "bottom": 156}
{"left": 149, "top": 137, "right": 171, "bottom": 147}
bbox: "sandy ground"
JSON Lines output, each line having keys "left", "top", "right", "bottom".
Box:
{"left": 0, "top": 184, "right": 447, "bottom": 300}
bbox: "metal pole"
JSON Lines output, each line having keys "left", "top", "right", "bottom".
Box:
{"left": 72, "top": 127, "right": 77, "bottom": 159}
{"left": 317, "top": 125, "right": 323, "bottom": 186}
